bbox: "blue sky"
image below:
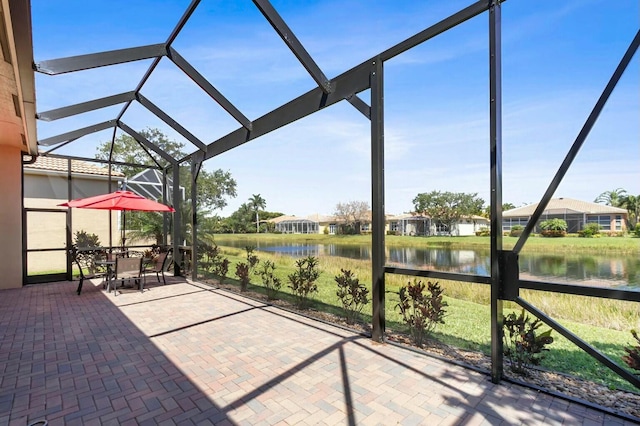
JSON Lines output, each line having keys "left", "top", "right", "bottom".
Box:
{"left": 31, "top": 0, "right": 639, "bottom": 217}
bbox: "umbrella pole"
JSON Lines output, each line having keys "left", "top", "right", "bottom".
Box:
{"left": 122, "top": 210, "right": 126, "bottom": 252}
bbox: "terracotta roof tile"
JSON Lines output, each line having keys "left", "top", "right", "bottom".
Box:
{"left": 24, "top": 156, "right": 125, "bottom": 177}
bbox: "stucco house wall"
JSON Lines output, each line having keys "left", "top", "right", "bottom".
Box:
{"left": 23, "top": 157, "right": 124, "bottom": 274}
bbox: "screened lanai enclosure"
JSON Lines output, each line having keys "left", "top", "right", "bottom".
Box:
{"left": 19, "top": 0, "right": 640, "bottom": 402}
{"left": 274, "top": 218, "right": 319, "bottom": 234}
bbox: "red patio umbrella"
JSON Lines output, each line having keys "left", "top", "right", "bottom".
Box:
{"left": 59, "top": 190, "right": 175, "bottom": 249}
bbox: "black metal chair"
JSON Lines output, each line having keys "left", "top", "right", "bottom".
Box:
{"left": 142, "top": 248, "right": 172, "bottom": 286}
{"left": 70, "top": 247, "right": 105, "bottom": 295}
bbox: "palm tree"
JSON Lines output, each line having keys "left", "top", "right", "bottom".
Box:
{"left": 126, "top": 211, "right": 166, "bottom": 245}
{"left": 248, "top": 194, "right": 266, "bottom": 233}
{"left": 619, "top": 194, "right": 639, "bottom": 228}
{"left": 594, "top": 188, "right": 627, "bottom": 207}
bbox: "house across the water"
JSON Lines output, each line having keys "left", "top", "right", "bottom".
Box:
{"left": 502, "top": 197, "right": 628, "bottom": 234}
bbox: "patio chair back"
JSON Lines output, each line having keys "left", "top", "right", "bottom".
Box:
{"left": 142, "top": 248, "right": 172, "bottom": 285}
{"left": 70, "top": 246, "right": 104, "bottom": 295}
{"left": 115, "top": 256, "right": 142, "bottom": 280}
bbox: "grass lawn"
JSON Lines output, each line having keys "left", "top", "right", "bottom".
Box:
{"left": 199, "top": 246, "right": 640, "bottom": 393}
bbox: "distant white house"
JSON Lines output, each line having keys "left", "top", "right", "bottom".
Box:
{"left": 269, "top": 212, "right": 489, "bottom": 236}
{"left": 503, "top": 197, "right": 628, "bottom": 233}
{"left": 386, "top": 213, "right": 489, "bottom": 236}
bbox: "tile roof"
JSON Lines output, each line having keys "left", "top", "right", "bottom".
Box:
{"left": 268, "top": 214, "right": 336, "bottom": 224}
{"left": 23, "top": 156, "right": 125, "bottom": 177}
{"left": 504, "top": 197, "right": 627, "bottom": 217}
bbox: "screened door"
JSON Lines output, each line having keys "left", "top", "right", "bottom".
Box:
{"left": 24, "top": 209, "right": 69, "bottom": 284}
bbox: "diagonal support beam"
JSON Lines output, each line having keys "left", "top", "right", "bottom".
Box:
{"left": 117, "top": 121, "right": 176, "bottom": 165}
{"left": 35, "top": 44, "right": 167, "bottom": 75}
{"left": 115, "top": 0, "right": 202, "bottom": 122}
{"left": 346, "top": 94, "right": 371, "bottom": 119}
{"left": 37, "top": 91, "right": 136, "bottom": 121}
{"left": 252, "top": 0, "right": 332, "bottom": 93}
{"left": 380, "top": 0, "right": 488, "bottom": 61}
{"left": 113, "top": 122, "right": 163, "bottom": 170}
{"left": 136, "top": 93, "right": 207, "bottom": 151}
{"left": 42, "top": 138, "right": 78, "bottom": 154}
{"left": 198, "top": 61, "right": 372, "bottom": 162}
{"left": 517, "top": 297, "right": 640, "bottom": 389}
{"left": 178, "top": 0, "right": 490, "bottom": 165}
{"left": 513, "top": 29, "right": 640, "bottom": 255}
{"left": 38, "top": 120, "right": 116, "bottom": 146}
{"left": 167, "top": 47, "right": 252, "bottom": 131}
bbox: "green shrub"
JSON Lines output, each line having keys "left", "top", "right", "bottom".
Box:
{"left": 578, "top": 222, "right": 601, "bottom": 238}
{"left": 235, "top": 262, "right": 250, "bottom": 291}
{"left": 476, "top": 227, "right": 490, "bottom": 237}
{"left": 633, "top": 223, "right": 640, "bottom": 237}
{"left": 503, "top": 309, "right": 554, "bottom": 375}
{"left": 256, "top": 260, "right": 282, "bottom": 300}
{"left": 509, "top": 225, "right": 524, "bottom": 237}
{"left": 74, "top": 230, "right": 100, "bottom": 248}
{"left": 288, "top": 256, "right": 320, "bottom": 309}
{"left": 73, "top": 230, "right": 103, "bottom": 274}
{"left": 206, "top": 244, "right": 230, "bottom": 283}
{"left": 622, "top": 330, "right": 640, "bottom": 372}
{"left": 540, "top": 218, "right": 567, "bottom": 231}
{"left": 396, "top": 280, "right": 447, "bottom": 347}
{"left": 245, "top": 246, "right": 259, "bottom": 273}
{"left": 335, "top": 269, "right": 369, "bottom": 324}
{"left": 539, "top": 219, "right": 567, "bottom": 237}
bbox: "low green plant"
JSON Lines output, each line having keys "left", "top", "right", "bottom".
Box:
{"left": 245, "top": 246, "right": 259, "bottom": 273}
{"left": 509, "top": 225, "right": 523, "bottom": 237}
{"left": 198, "top": 242, "right": 215, "bottom": 271}
{"left": 73, "top": 230, "right": 103, "bottom": 274}
{"left": 503, "top": 309, "right": 554, "bottom": 375}
{"left": 335, "top": 269, "right": 369, "bottom": 324}
{"left": 256, "top": 260, "right": 282, "bottom": 300}
{"left": 213, "top": 258, "right": 230, "bottom": 283}
{"left": 235, "top": 262, "right": 250, "bottom": 291}
{"left": 634, "top": 223, "right": 640, "bottom": 238}
{"left": 622, "top": 330, "right": 640, "bottom": 372}
{"left": 396, "top": 280, "right": 447, "bottom": 347}
{"left": 288, "top": 256, "right": 320, "bottom": 309}
{"left": 579, "top": 223, "right": 601, "bottom": 238}
{"left": 205, "top": 244, "right": 230, "bottom": 283}
{"left": 476, "top": 227, "right": 490, "bottom": 237}
{"left": 540, "top": 219, "right": 567, "bottom": 238}
{"left": 74, "top": 230, "right": 100, "bottom": 248}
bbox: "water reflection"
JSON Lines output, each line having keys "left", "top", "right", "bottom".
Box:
{"left": 213, "top": 239, "right": 639, "bottom": 289}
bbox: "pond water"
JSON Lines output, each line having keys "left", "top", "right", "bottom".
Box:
{"left": 212, "top": 239, "right": 640, "bottom": 290}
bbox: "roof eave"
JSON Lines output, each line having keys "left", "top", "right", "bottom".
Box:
{"left": 4, "top": 0, "right": 38, "bottom": 155}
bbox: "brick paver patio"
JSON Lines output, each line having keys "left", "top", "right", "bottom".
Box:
{"left": 0, "top": 278, "right": 636, "bottom": 425}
